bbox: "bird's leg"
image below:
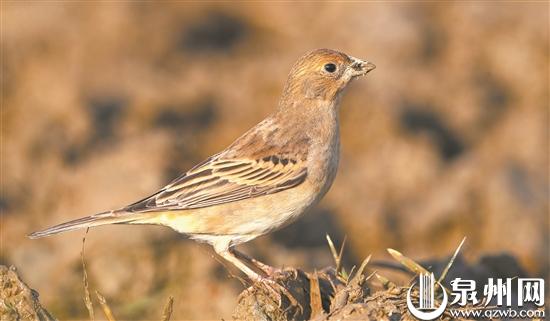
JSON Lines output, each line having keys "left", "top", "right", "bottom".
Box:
{"left": 217, "top": 248, "right": 265, "bottom": 282}
{"left": 216, "top": 247, "right": 282, "bottom": 299}
{"left": 214, "top": 245, "right": 300, "bottom": 307}
{"left": 232, "top": 249, "right": 281, "bottom": 276}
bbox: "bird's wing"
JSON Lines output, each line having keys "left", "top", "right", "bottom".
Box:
{"left": 124, "top": 153, "right": 307, "bottom": 212}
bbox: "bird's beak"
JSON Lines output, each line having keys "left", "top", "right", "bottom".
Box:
{"left": 349, "top": 56, "right": 376, "bottom": 77}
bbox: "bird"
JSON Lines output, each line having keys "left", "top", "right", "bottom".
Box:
{"left": 29, "top": 48, "right": 375, "bottom": 283}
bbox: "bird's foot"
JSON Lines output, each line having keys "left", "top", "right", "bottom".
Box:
{"left": 218, "top": 247, "right": 300, "bottom": 310}
{"left": 231, "top": 249, "right": 282, "bottom": 277}
{"left": 248, "top": 274, "right": 302, "bottom": 311}
{"left": 250, "top": 259, "right": 282, "bottom": 276}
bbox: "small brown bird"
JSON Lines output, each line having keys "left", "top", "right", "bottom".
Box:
{"left": 29, "top": 49, "right": 375, "bottom": 283}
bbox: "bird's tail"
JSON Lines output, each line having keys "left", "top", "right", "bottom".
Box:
{"left": 28, "top": 210, "right": 142, "bottom": 239}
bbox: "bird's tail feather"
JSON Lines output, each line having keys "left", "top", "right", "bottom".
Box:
{"left": 28, "top": 210, "right": 141, "bottom": 239}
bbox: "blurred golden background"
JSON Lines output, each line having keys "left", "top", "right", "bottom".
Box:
{"left": 2, "top": 2, "right": 548, "bottom": 320}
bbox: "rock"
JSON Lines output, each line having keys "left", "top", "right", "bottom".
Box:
{"left": 0, "top": 265, "right": 56, "bottom": 321}
{"left": 233, "top": 267, "right": 463, "bottom": 321}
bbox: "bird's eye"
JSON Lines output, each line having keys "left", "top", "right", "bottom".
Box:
{"left": 324, "top": 63, "right": 337, "bottom": 73}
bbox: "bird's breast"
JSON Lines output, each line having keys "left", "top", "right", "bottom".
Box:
{"left": 305, "top": 123, "right": 340, "bottom": 199}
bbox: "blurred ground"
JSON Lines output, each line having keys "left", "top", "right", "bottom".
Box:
{"left": 1, "top": 2, "right": 548, "bottom": 320}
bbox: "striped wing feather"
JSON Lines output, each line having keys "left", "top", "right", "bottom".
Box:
{"left": 125, "top": 155, "right": 307, "bottom": 212}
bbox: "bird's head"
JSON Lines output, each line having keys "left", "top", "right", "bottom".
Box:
{"left": 281, "top": 48, "right": 375, "bottom": 103}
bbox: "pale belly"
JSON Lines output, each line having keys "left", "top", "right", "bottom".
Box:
{"left": 141, "top": 180, "right": 322, "bottom": 243}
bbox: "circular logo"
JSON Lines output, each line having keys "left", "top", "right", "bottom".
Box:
{"left": 406, "top": 273, "right": 448, "bottom": 320}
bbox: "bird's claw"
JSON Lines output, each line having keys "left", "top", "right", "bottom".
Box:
{"left": 253, "top": 276, "right": 303, "bottom": 313}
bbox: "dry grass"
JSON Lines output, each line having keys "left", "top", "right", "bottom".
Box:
{"left": 232, "top": 237, "right": 467, "bottom": 321}
{"left": 2, "top": 235, "right": 544, "bottom": 321}
{"left": 79, "top": 229, "right": 174, "bottom": 321}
